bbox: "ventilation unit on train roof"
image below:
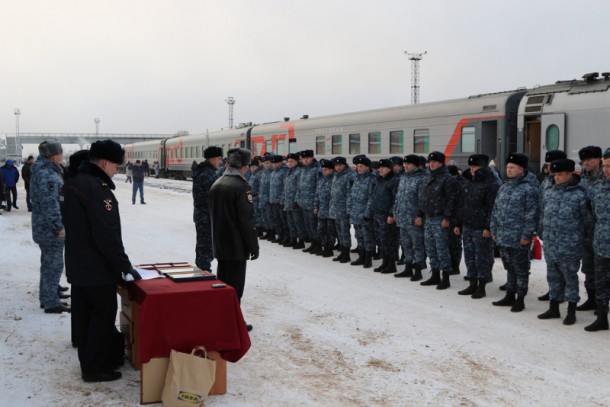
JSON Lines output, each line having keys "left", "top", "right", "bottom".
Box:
{"left": 524, "top": 95, "right": 545, "bottom": 113}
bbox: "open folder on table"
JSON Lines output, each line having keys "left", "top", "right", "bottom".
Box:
{"left": 123, "top": 268, "right": 166, "bottom": 281}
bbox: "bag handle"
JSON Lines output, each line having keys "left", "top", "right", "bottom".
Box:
{"left": 191, "top": 346, "right": 209, "bottom": 359}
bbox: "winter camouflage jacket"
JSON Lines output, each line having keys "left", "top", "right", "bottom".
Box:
{"left": 258, "top": 167, "right": 272, "bottom": 208}
{"left": 296, "top": 160, "right": 321, "bottom": 209}
{"left": 417, "top": 165, "right": 459, "bottom": 220}
{"left": 31, "top": 156, "right": 64, "bottom": 245}
{"left": 192, "top": 161, "right": 218, "bottom": 211}
{"left": 269, "top": 164, "right": 288, "bottom": 205}
{"left": 314, "top": 174, "right": 333, "bottom": 219}
{"left": 455, "top": 167, "right": 501, "bottom": 230}
{"left": 329, "top": 168, "right": 355, "bottom": 219}
{"left": 393, "top": 168, "right": 425, "bottom": 228}
{"left": 581, "top": 166, "right": 604, "bottom": 190}
{"left": 590, "top": 177, "right": 610, "bottom": 258}
{"left": 539, "top": 174, "right": 593, "bottom": 262}
{"left": 247, "top": 168, "right": 261, "bottom": 198}
{"left": 490, "top": 171, "right": 540, "bottom": 249}
{"left": 347, "top": 171, "right": 376, "bottom": 225}
{"left": 283, "top": 166, "right": 302, "bottom": 211}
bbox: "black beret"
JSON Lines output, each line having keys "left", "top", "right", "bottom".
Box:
{"left": 390, "top": 156, "right": 404, "bottom": 166}
{"left": 506, "top": 152, "right": 529, "bottom": 169}
{"left": 468, "top": 154, "right": 490, "bottom": 167}
{"left": 353, "top": 155, "right": 371, "bottom": 167}
{"left": 38, "top": 140, "right": 63, "bottom": 158}
{"left": 427, "top": 151, "right": 446, "bottom": 164}
{"left": 300, "top": 150, "right": 314, "bottom": 158}
{"left": 604, "top": 148, "right": 610, "bottom": 159}
{"left": 404, "top": 154, "right": 420, "bottom": 166}
{"left": 371, "top": 160, "right": 380, "bottom": 169}
{"left": 89, "top": 140, "right": 125, "bottom": 164}
{"left": 204, "top": 146, "right": 223, "bottom": 159}
{"left": 379, "top": 159, "right": 393, "bottom": 169}
{"left": 447, "top": 165, "right": 460, "bottom": 176}
{"left": 550, "top": 158, "right": 575, "bottom": 173}
{"left": 333, "top": 156, "right": 347, "bottom": 166}
{"left": 271, "top": 155, "right": 284, "bottom": 163}
{"left": 287, "top": 153, "right": 300, "bottom": 161}
{"left": 545, "top": 150, "right": 566, "bottom": 163}
{"left": 320, "top": 159, "right": 334, "bottom": 169}
{"left": 578, "top": 146, "right": 603, "bottom": 161}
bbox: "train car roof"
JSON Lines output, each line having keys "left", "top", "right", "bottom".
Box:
{"left": 527, "top": 73, "right": 610, "bottom": 96}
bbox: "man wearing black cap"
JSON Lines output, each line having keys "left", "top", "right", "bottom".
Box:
{"left": 297, "top": 150, "right": 322, "bottom": 254}
{"left": 415, "top": 151, "right": 459, "bottom": 289}
{"left": 192, "top": 146, "right": 223, "bottom": 272}
{"left": 537, "top": 158, "right": 593, "bottom": 325}
{"left": 490, "top": 153, "right": 540, "bottom": 312}
{"left": 258, "top": 156, "right": 274, "bottom": 239}
{"left": 576, "top": 145, "right": 604, "bottom": 311}
{"left": 62, "top": 139, "right": 141, "bottom": 382}
{"left": 454, "top": 154, "right": 501, "bottom": 298}
{"left": 269, "top": 155, "right": 289, "bottom": 244}
{"left": 329, "top": 156, "right": 355, "bottom": 262}
{"left": 247, "top": 157, "right": 263, "bottom": 236}
{"left": 21, "top": 155, "right": 35, "bottom": 211}
{"left": 373, "top": 159, "right": 400, "bottom": 274}
{"left": 348, "top": 155, "right": 376, "bottom": 268}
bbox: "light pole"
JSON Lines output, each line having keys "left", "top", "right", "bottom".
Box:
{"left": 404, "top": 51, "right": 427, "bottom": 104}
{"left": 14, "top": 108, "right": 21, "bottom": 158}
{"left": 94, "top": 117, "right": 100, "bottom": 136}
{"left": 225, "top": 97, "right": 235, "bottom": 129}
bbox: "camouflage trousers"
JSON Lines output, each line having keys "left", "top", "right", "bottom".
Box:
{"left": 272, "top": 204, "right": 288, "bottom": 239}
{"left": 194, "top": 209, "right": 213, "bottom": 271}
{"left": 260, "top": 203, "right": 273, "bottom": 230}
{"left": 581, "top": 238, "right": 595, "bottom": 290}
{"left": 39, "top": 241, "right": 64, "bottom": 309}
{"left": 334, "top": 215, "right": 351, "bottom": 248}
{"left": 462, "top": 227, "right": 494, "bottom": 282}
{"left": 375, "top": 215, "right": 399, "bottom": 262}
{"left": 301, "top": 208, "right": 318, "bottom": 241}
{"left": 286, "top": 209, "right": 305, "bottom": 239}
{"left": 546, "top": 259, "right": 581, "bottom": 303}
{"left": 354, "top": 221, "right": 375, "bottom": 252}
{"left": 594, "top": 255, "right": 610, "bottom": 313}
{"left": 424, "top": 216, "right": 452, "bottom": 272}
{"left": 317, "top": 218, "right": 336, "bottom": 247}
{"left": 499, "top": 246, "right": 531, "bottom": 297}
{"left": 253, "top": 199, "right": 263, "bottom": 228}
{"left": 399, "top": 224, "right": 426, "bottom": 268}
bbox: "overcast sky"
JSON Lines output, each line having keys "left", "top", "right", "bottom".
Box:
{"left": 1, "top": 0, "right": 609, "bottom": 137}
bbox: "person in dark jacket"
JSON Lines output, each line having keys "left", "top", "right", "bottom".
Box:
{"left": 22, "top": 155, "right": 35, "bottom": 211}
{"left": 131, "top": 160, "right": 146, "bottom": 204}
{"left": 416, "top": 151, "right": 459, "bottom": 289}
{"left": 1, "top": 159, "right": 20, "bottom": 210}
{"left": 209, "top": 148, "right": 259, "bottom": 331}
{"left": 62, "top": 139, "right": 141, "bottom": 383}
{"left": 192, "top": 146, "right": 223, "bottom": 272}
{"left": 0, "top": 167, "right": 5, "bottom": 212}
{"left": 374, "top": 159, "right": 400, "bottom": 274}
{"left": 446, "top": 164, "right": 464, "bottom": 275}
{"left": 454, "top": 154, "right": 501, "bottom": 299}
{"left": 314, "top": 159, "right": 337, "bottom": 257}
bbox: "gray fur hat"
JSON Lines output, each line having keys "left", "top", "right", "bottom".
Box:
{"left": 38, "top": 140, "right": 63, "bottom": 158}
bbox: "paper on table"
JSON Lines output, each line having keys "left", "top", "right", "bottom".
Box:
{"left": 123, "top": 267, "right": 166, "bottom": 281}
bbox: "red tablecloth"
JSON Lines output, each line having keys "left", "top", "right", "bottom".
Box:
{"left": 126, "top": 278, "right": 251, "bottom": 364}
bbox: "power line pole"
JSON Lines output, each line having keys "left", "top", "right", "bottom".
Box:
{"left": 225, "top": 97, "right": 236, "bottom": 129}
{"left": 14, "top": 108, "right": 21, "bottom": 158}
{"left": 404, "top": 51, "right": 427, "bottom": 104}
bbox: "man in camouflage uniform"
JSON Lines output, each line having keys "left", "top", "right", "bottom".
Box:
{"left": 374, "top": 159, "right": 400, "bottom": 274}
{"left": 575, "top": 145, "right": 604, "bottom": 311}
{"left": 347, "top": 155, "right": 376, "bottom": 268}
{"left": 393, "top": 155, "right": 426, "bottom": 280}
{"left": 269, "top": 155, "right": 288, "bottom": 244}
{"left": 258, "top": 155, "right": 274, "bottom": 239}
{"left": 537, "top": 158, "right": 593, "bottom": 325}
{"left": 31, "top": 140, "right": 69, "bottom": 313}
{"left": 491, "top": 153, "right": 540, "bottom": 313}
{"left": 585, "top": 149, "right": 610, "bottom": 331}
{"left": 192, "top": 146, "right": 223, "bottom": 271}
{"left": 314, "top": 159, "right": 336, "bottom": 258}
{"left": 283, "top": 153, "right": 305, "bottom": 248}
{"left": 247, "top": 157, "right": 263, "bottom": 236}
{"left": 297, "top": 150, "right": 322, "bottom": 254}
{"left": 454, "top": 154, "right": 501, "bottom": 299}
{"left": 416, "top": 151, "right": 459, "bottom": 289}
{"left": 329, "top": 156, "right": 355, "bottom": 263}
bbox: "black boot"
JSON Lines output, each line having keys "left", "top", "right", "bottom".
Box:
{"left": 339, "top": 247, "right": 351, "bottom": 264}
{"left": 373, "top": 247, "right": 382, "bottom": 260}
{"left": 471, "top": 280, "right": 487, "bottom": 299}
{"left": 538, "top": 300, "right": 561, "bottom": 319}
{"left": 420, "top": 269, "right": 441, "bottom": 286}
{"left": 458, "top": 279, "right": 477, "bottom": 295}
{"left": 374, "top": 257, "right": 388, "bottom": 273}
{"left": 511, "top": 295, "right": 525, "bottom": 312}
{"left": 332, "top": 248, "right": 344, "bottom": 262}
{"left": 450, "top": 260, "right": 460, "bottom": 275}
{"left": 499, "top": 282, "right": 507, "bottom": 291}
{"left": 363, "top": 251, "right": 373, "bottom": 269}
{"left": 350, "top": 249, "right": 365, "bottom": 266}
{"left": 436, "top": 271, "right": 450, "bottom": 290}
{"left": 538, "top": 292, "right": 550, "bottom": 301}
{"left": 293, "top": 239, "right": 305, "bottom": 249}
{"left": 394, "top": 264, "right": 413, "bottom": 278}
{"left": 322, "top": 245, "right": 334, "bottom": 258}
{"left": 380, "top": 260, "right": 397, "bottom": 274}
{"left": 492, "top": 291, "right": 515, "bottom": 306}
{"left": 302, "top": 241, "right": 315, "bottom": 253}
{"left": 282, "top": 237, "right": 294, "bottom": 247}
{"left": 311, "top": 242, "right": 323, "bottom": 255}
{"left": 584, "top": 307, "right": 609, "bottom": 332}
{"left": 563, "top": 302, "right": 577, "bottom": 325}
{"left": 410, "top": 264, "right": 423, "bottom": 282}
{"left": 351, "top": 246, "right": 360, "bottom": 253}
{"left": 333, "top": 242, "right": 341, "bottom": 250}
{"left": 576, "top": 288, "right": 596, "bottom": 311}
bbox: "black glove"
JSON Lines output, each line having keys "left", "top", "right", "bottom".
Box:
{"left": 124, "top": 268, "right": 142, "bottom": 280}
{"left": 250, "top": 252, "right": 259, "bottom": 261}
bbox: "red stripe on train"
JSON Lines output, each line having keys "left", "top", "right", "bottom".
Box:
{"left": 444, "top": 115, "right": 505, "bottom": 161}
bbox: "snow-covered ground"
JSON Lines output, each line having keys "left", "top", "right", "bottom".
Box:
{"left": 1, "top": 174, "right": 609, "bottom": 407}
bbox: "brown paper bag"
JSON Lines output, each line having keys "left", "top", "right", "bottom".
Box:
{"left": 161, "top": 346, "right": 217, "bottom": 407}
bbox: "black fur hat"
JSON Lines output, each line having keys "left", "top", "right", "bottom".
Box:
{"left": 404, "top": 154, "right": 420, "bottom": 166}
{"left": 468, "top": 154, "right": 490, "bottom": 167}
{"left": 67, "top": 149, "right": 89, "bottom": 177}
{"left": 204, "top": 146, "right": 223, "bottom": 159}
{"left": 320, "top": 159, "right": 334, "bottom": 169}
{"left": 353, "top": 155, "right": 371, "bottom": 167}
{"left": 250, "top": 158, "right": 260, "bottom": 166}
{"left": 427, "top": 151, "right": 446, "bottom": 164}
{"left": 379, "top": 159, "right": 393, "bottom": 169}
{"left": 300, "top": 150, "right": 314, "bottom": 158}
{"left": 604, "top": 148, "right": 610, "bottom": 159}
{"left": 550, "top": 158, "right": 575, "bottom": 173}
{"left": 578, "top": 146, "right": 603, "bottom": 161}
{"left": 447, "top": 165, "right": 460, "bottom": 176}
{"left": 371, "top": 160, "right": 380, "bottom": 170}
{"left": 545, "top": 150, "right": 566, "bottom": 163}
{"left": 271, "top": 155, "right": 284, "bottom": 164}
{"left": 89, "top": 140, "right": 125, "bottom": 164}
{"left": 287, "top": 153, "right": 300, "bottom": 161}
{"left": 390, "top": 156, "right": 404, "bottom": 166}
{"left": 506, "top": 152, "right": 529, "bottom": 169}
{"left": 333, "top": 156, "right": 347, "bottom": 166}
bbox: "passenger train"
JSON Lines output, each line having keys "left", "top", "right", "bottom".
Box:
{"left": 123, "top": 72, "right": 610, "bottom": 179}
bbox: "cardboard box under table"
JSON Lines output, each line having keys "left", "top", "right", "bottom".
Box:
{"left": 118, "top": 275, "right": 251, "bottom": 404}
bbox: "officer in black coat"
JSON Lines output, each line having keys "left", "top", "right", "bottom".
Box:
{"left": 62, "top": 140, "right": 141, "bottom": 383}
{"left": 209, "top": 148, "right": 259, "bottom": 331}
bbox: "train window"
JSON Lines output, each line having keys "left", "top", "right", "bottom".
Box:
{"left": 289, "top": 139, "right": 298, "bottom": 153}
{"left": 196, "top": 146, "right": 201, "bottom": 158}
{"left": 349, "top": 134, "right": 360, "bottom": 155}
{"left": 191, "top": 146, "right": 195, "bottom": 158}
{"left": 413, "top": 129, "right": 429, "bottom": 154}
{"left": 461, "top": 126, "right": 476, "bottom": 153}
{"left": 278, "top": 139, "right": 285, "bottom": 155}
{"left": 368, "top": 132, "right": 381, "bottom": 154}
{"left": 266, "top": 140, "right": 273, "bottom": 154}
{"left": 332, "top": 135, "right": 342, "bottom": 154}
{"left": 546, "top": 125, "right": 560, "bottom": 150}
{"left": 316, "top": 136, "right": 326, "bottom": 155}
{"left": 389, "top": 130, "right": 404, "bottom": 154}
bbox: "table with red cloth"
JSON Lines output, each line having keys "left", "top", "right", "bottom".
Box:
{"left": 124, "top": 278, "right": 251, "bottom": 365}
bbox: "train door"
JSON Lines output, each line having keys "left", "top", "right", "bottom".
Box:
{"left": 524, "top": 120, "right": 541, "bottom": 171}
{"left": 540, "top": 113, "right": 565, "bottom": 160}
{"left": 480, "top": 121, "right": 498, "bottom": 161}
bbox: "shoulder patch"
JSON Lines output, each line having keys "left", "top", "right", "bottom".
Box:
{"left": 47, "top": 182, "right": 55, "bottom": 192}
{"left": 104, "top": 198, "right": 113, "bottom": 211}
